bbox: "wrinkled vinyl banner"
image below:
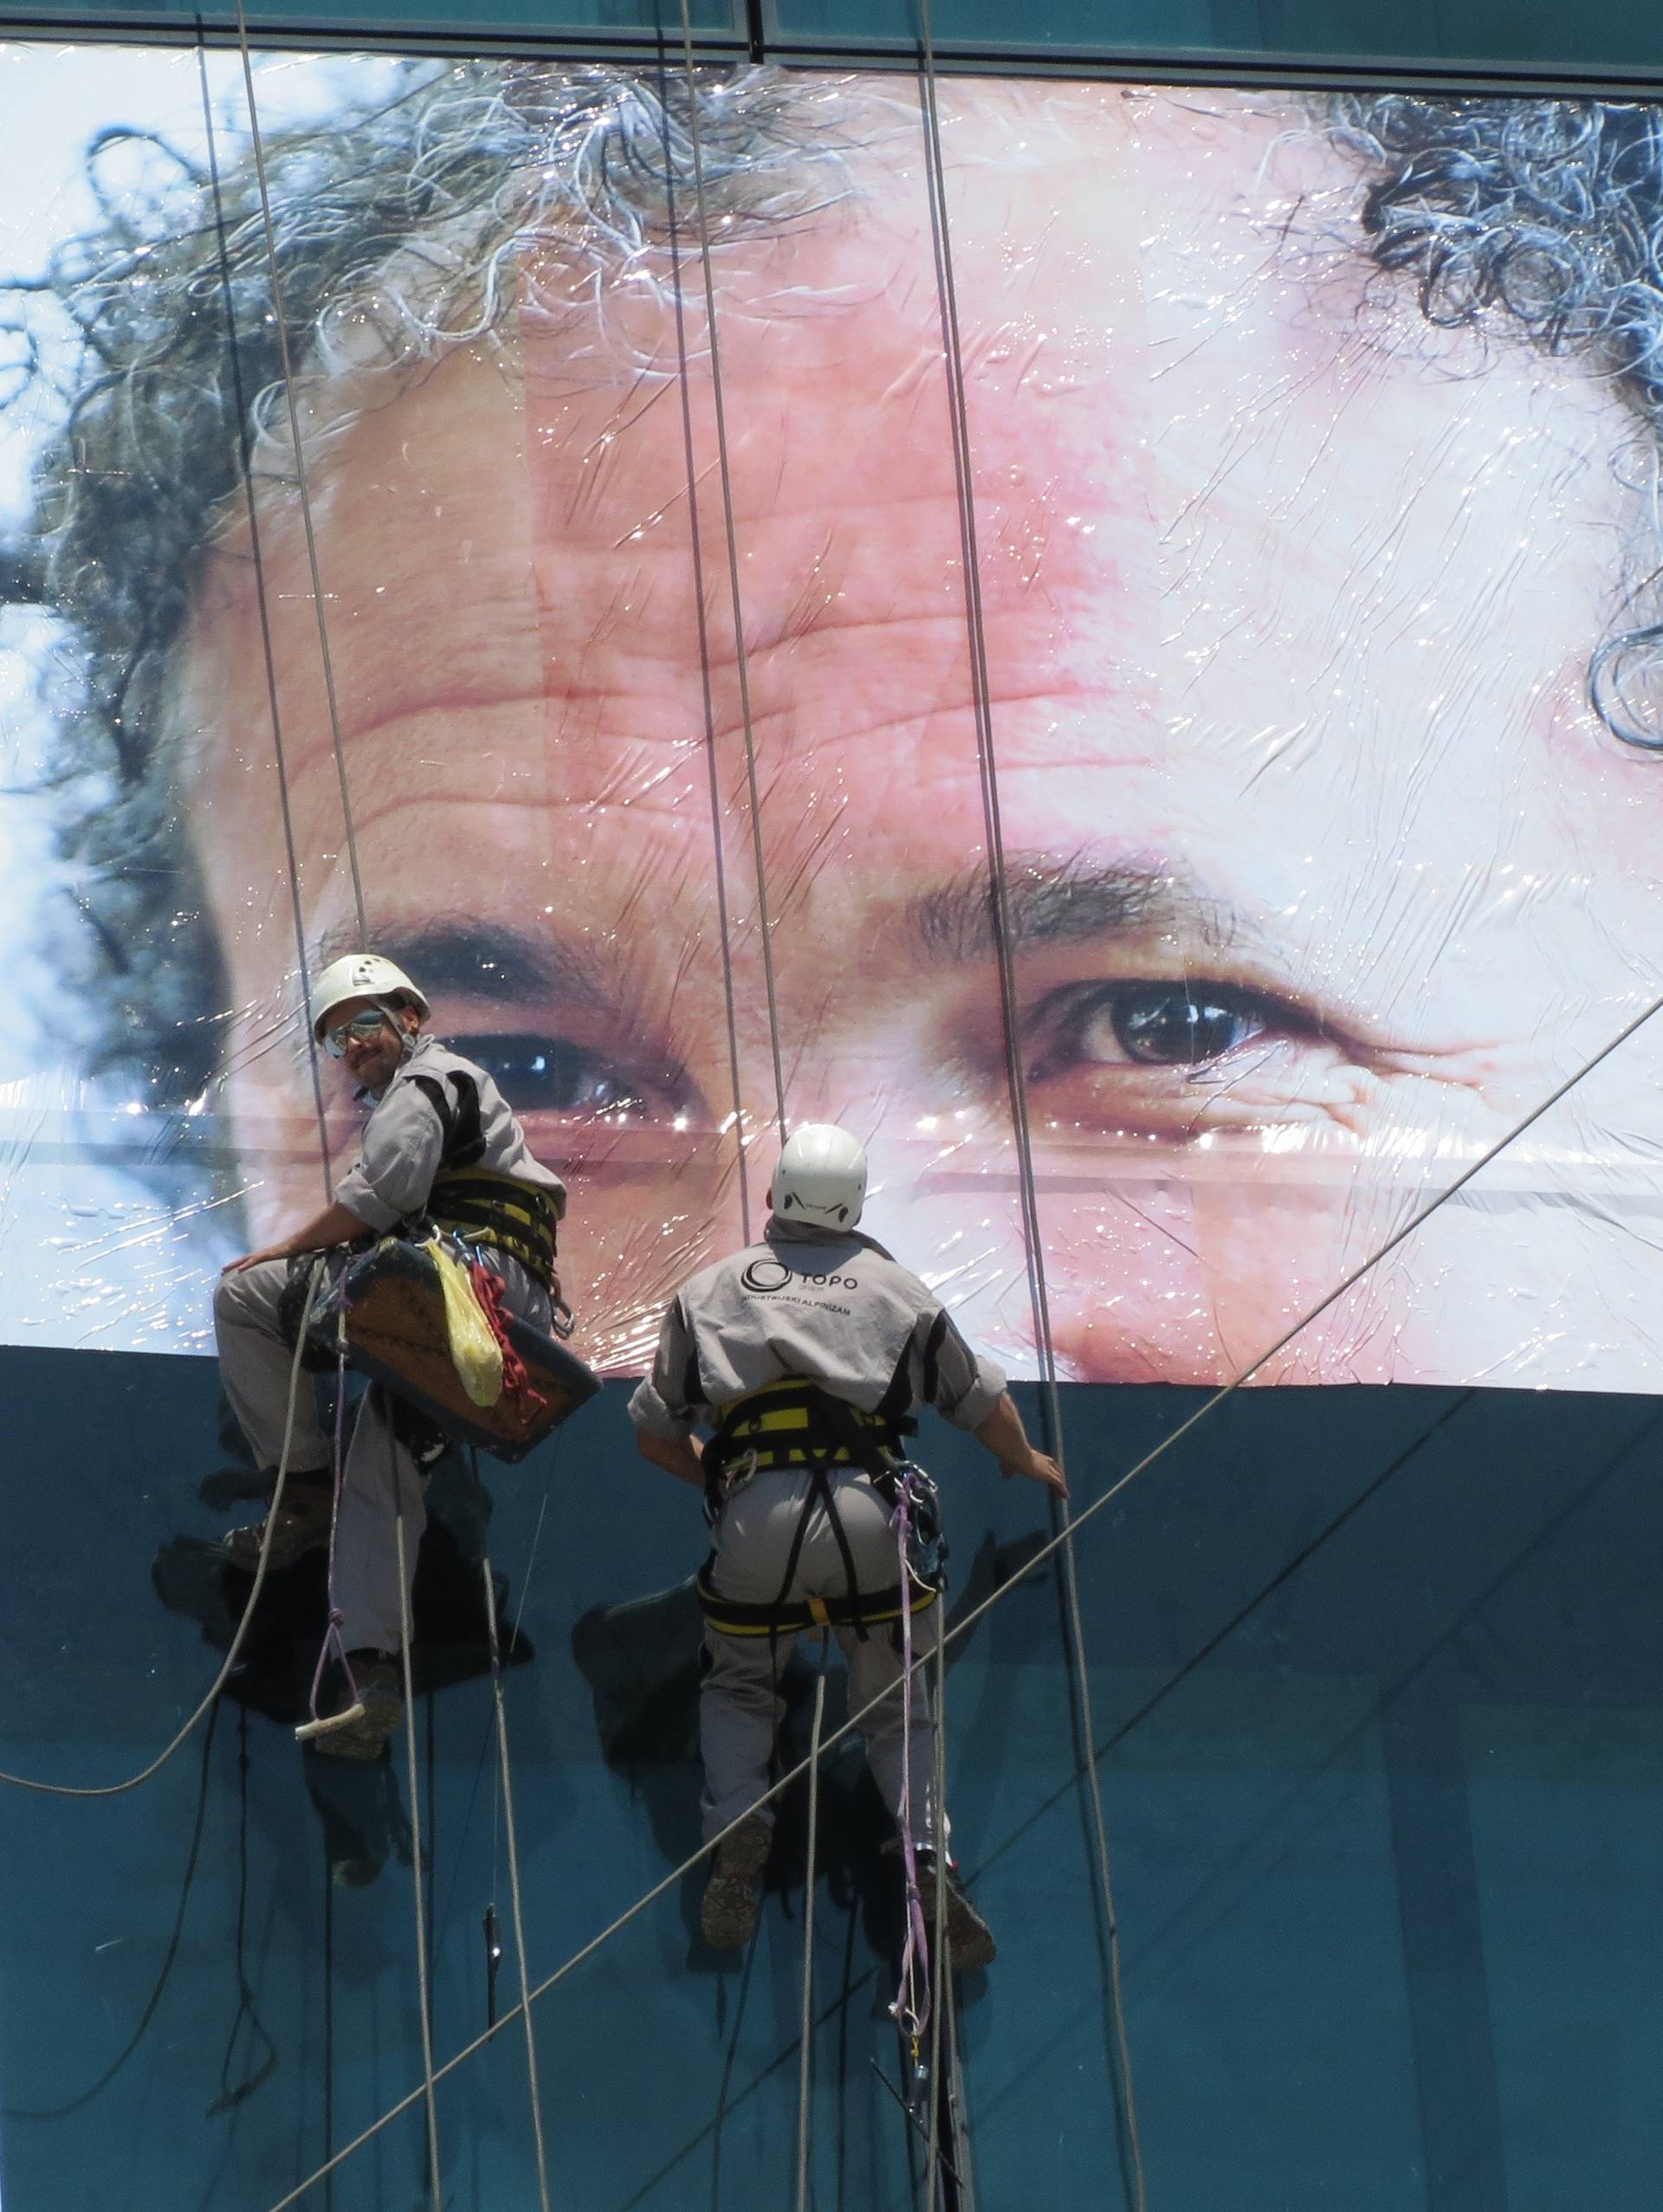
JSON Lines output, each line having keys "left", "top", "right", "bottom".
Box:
{"left": 2, "top": 47, "right": 1663, "bottom": 1387}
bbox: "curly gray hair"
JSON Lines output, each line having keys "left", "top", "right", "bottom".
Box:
{"left": 4, "top": 72, "right": 1663, "bottom": 1103}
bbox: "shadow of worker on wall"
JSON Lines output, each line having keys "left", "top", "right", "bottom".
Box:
{"left": 571, "top": 1528, "right": 1050, "bottom": 1980}
{"left": 150, "top": 1394, "right": 533, "bottom": 1888}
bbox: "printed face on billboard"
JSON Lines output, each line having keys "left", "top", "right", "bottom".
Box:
{"left": 5, "top": 53, "right": 1663, "bottom": 1385}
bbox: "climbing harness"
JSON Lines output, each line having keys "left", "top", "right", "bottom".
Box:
{"left": 696, "top": 1381, "right": 942, "bottom": 1640}
{"left": 702, "top": 1377, "right": 916, "bottom": 1488}
{"left": 428, "top": 1166, "right": 560, "bottom": 1294}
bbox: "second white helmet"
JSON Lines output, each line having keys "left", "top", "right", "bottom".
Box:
{"left": 309, "top": 953, "right": 430, "bottom": 1040}
{"left": 772, "top": 1123, "right": 868, "bottom": 1230}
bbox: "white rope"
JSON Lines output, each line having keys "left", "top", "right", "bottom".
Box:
{"left": 0, "top": 1258, "right": 326, "bottom": 1797}
{"left": 480, "top": 1555, "right": 553, "bottom": 2212}
{"left": 794, "top": 1642, "right": 829, "bottom": 2212}
{"left": 394, "top": 1503, "right": 443, "bottom": 2207}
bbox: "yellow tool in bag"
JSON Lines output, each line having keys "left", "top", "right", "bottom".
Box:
{"left": 429, "top": 1237, "right": 503, "bottom": 1408}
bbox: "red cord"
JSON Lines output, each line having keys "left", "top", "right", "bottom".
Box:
{"left": 469, "top": 1259, "right": 547, "bottom": 1422}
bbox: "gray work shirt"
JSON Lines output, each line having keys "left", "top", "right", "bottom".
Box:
{"left": 628, "top": 1216, "right": 1006, "bottom": 1441}
{"left": 334, "top": 1035, "right": 567, "bottom": 1235}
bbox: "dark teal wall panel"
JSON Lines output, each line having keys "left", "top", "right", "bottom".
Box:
{"left": 1, "top": 1355, "right": 1661, "bottom": 2205}
{"left": 0, "top": 0, "right": 1654, "bottom": 77}
{"left": 767, "top": 0, "right": 1661, "bottom": 74}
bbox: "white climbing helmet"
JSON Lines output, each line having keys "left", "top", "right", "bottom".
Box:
{"left": 308, "top": 953, "right": 430, "bottom": 1041}
{"left": 771, "top": 1123, "right": 868, "bottom": 1230}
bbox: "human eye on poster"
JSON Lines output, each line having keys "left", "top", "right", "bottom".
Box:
{"left": 1, "top": 44, "right": 1660, "bottom": 1389}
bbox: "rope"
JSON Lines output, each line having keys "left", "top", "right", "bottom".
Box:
{"left": 196, "top": 49, "right": 335, "bottom": 1199}
{"left": 226, "top": 5, "right": 368, "bottom": 948}
{"left": 394, "top": 1502, "right": 444, "bottom": 2207}
{"left": 674, "top": 22, "right": 787, "bottom": 1141}
{"left": 909, "top": 22, "right": 1148, "bottom": 2202}
{"left": 480, "top": 1553, "right": 553, "bottom": 2212}
{"left": 305, "top": 1333, "right": 366, "bottom": 1724}
{"left": 0, "top": 1258, "right": 325, "bottom": 1796}
{"left": 661, "top": 93, "right": 755, "bottom": 1244}
{"left": 795, "top": 1638, "right": 829, "bottom": 2212}
{"left": 890, "top": 1476, "right": 932, "bottom": 2049}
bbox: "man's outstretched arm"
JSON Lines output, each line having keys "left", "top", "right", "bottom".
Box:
{"left": 973, "top": 1392, "right": 1069, "bottom": 1498}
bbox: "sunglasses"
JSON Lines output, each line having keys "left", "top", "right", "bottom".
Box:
{"left": 322, "top": 1008, "right": 392, "bottom": 1058}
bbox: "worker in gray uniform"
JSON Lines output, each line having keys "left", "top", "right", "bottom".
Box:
{"left": 213, "top": 952, "right": 567, "bottom": 1759}
{"left": 629, "top": 1123, "right": 1067, "bottom": 1965}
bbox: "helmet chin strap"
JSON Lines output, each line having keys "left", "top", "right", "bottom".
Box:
{"left": 374, "top": 998, "right": 420, "bottom": 1065}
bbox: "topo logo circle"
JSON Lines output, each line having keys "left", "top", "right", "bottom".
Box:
{"left": 741, "top": 1260, "right": 860, "bottom": 1293}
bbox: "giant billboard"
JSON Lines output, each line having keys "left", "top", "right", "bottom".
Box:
{"left": 3, "top": 49, "right": 1662, "bottom": 1386}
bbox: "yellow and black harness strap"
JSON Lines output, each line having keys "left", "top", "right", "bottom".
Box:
{"left": 696, "top": 1564, "right": 938, "bottom": 1639}
{"left": 430, "top": 1167, "right": 558, "bottom": 1291}
{"left": 704, "top": 1378, "right": 910, "bottom": 1482}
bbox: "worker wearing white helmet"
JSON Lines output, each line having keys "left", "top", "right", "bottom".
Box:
{"left": 213, "top": 952, "right": 567, "bottom": 1759}
{"left": 629, "top": 1122, "right": 1066, "bottom": 1967}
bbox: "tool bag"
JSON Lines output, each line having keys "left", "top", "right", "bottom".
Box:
{"left": 281, "top": 1235, "right": 599, "bottom": 1464}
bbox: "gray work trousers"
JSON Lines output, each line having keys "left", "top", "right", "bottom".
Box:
{"left": 213, "top": 1249, "right": 547, "bottom": 1656}
{"left": 701, "top": 1465, "right": 941, "bottom": 1847}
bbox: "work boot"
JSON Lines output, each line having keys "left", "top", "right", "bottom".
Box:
{"left": 916, "top": 1848, "right": 998, "bottom": 1971}
{"left": 223, "top": 1475, "right": 332, "bottom": 1574}
{"left": 301, "top": 1653, "right": 404, "bottom": 1762}
{"left": 700, "top": 1813, "right": 772, "bottom": 1949}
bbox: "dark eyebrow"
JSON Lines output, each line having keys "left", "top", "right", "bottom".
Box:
{"left": 909, "top": 853, "right": 1233, "bottom": 962}
{"left": 314, "top": 918, "right": 611, "bottom": 1009}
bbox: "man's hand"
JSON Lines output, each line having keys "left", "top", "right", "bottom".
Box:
{"left": 220, "top": 1200, "right": 372, "bottom": 1276}
{"left": 973, "top": 1392, "right": 1069, "bottom": 1497}
{"left": 222, "top": 1243, "right": 294, "bottom": 1275}
{"left": 1000, "top": 1447, "right": 1069, "bottom": 1498}
{"left": 636, "top": 1429, "right": 708, "bottom": 1490}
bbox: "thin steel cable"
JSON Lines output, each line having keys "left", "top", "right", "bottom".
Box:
{"left": 0, "top": 1258, "right": 324, "bottom": 1796}
{"left": 909, "top": 33, "right": 1148, "bottom": 2207}
{"left": 661, "top": 70, "right": 756, "bottom": 1242}
{"left": 264, "top": 952, "right": 1663, "bottom": 2210}
{"left": 795, "top": 1644, "right": 829, "bottom": 2212}
{"left": 924, "top": 1626, "right": 948, "bottom": 2212}
{"left": 394, "top": 1502, "right": 444, "bottom": 2207}
{"left": 227, "top": 5, "right": 368, "bottom": 948}
{"left": 479, "top": 1553, "right": 554, "bottom": 2212}
{"left": 673, "top": 24, "right": 787, "bottom": 1140}
{"left": 196, "top": 49, "right": 334, "bottom": 1197}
